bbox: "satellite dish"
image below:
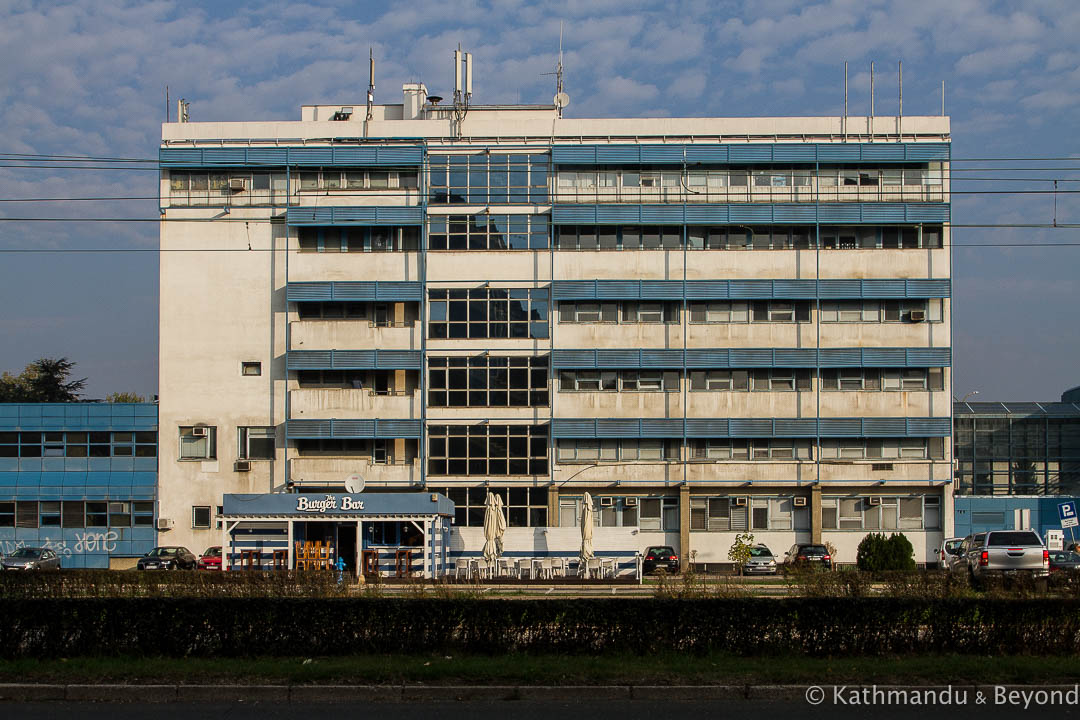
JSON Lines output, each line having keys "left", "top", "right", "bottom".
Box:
{"left": 344, "top": 474, "right": 364, "bottom": 493}
{"left": 554, "top": 92, "right": 571, "bottom": 109}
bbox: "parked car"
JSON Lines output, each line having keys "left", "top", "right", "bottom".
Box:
{"left": 783, "top": 543, "right": 832, "bottom": 571}
{"left": 642, "top": 546, "right": 680, "bottom": 575}
{"left": 1049, "top": 550, "right": 1080, "bottom": 572}
{"left": 137, "top": 546, "right": 197, "bottom": 570}
{"left": 938, "top": 537, "right": 965, "bottom": 571}
{"left": 1, "top": 547, "right": 61, "bottom": 571}
{"left": 962, "top": 530, "right": 1049, "bottom": 583}
{"left": 742, "top": 544, "right": 778, "bottom": 575}
{"left": 197, "top": 546, "right": 223, "bottom": 570}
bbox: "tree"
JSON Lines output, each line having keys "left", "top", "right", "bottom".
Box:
{"left": 106, "top": 392, "right": 146, "bottom": 403}
{"left": 728, "top": 532, "right": 755, "bottom": 575}
{"left": 0, "top": 357, "right": 86, "bottom": 402}
{"left": 856, "top": 532, "right": 916, "bottom": 572}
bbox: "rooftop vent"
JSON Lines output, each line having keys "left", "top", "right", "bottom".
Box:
{"left": 331, "top": 107, "right": 353, "bottom": 121}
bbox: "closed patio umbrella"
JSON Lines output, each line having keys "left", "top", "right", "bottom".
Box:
{"left": 482, "top": 491, "right": 505, "bottom": 564}
{"left": 579, "top": 492, "right": 595, "bottom": 573}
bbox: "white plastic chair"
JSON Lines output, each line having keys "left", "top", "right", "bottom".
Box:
{"left": 586, "top": 557, "right": 601, "bottom": 579}
{"left": 539, "top": 558, "right": 553, "bottom": 579}
{"left": 475, "top": 558, "right": 490, "bottom": 580}
{"left": 455, "top": 559, "right": 470, "bottom": 581}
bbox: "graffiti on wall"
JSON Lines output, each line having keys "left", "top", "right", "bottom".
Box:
{"left": 0, "top": 531, "right": 119, "bottom": 557}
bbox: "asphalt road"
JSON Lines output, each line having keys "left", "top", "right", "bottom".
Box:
{"left": 5, "top": 698, "right": 1080, "bottom": 720}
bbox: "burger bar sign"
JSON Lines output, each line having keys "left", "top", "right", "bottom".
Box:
{"left": 295, "top": 494, "right": 365, "bottom": 513}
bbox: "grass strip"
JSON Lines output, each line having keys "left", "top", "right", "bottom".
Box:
{"left": 1, "top": 654, "right": 1078, "bottom": 686}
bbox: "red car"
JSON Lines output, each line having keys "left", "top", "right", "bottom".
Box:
{"left": 197, "top": 546, "right": 222, "bottom": 570}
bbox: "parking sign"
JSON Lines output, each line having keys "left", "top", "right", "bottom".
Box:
{"left": 1059, "top": 501, "right": 1079, "bottom": 529}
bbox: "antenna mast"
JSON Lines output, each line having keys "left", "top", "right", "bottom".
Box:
{"left": 549, "top": 22, "right": 571, "bottom": 118}
{"left": 453, "top": 44, "right": 472, "bottom": 137}
{"left": 366, "top": 48, "right": 375, "bottom": 122}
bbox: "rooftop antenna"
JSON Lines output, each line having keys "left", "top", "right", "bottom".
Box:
{"left": 843, "top": 61, "right": 848, "bottom": 139}
{"left": 177, "top": 98, "right": 190, "bottom": 123}
{"left": 453, "top": 44, "right": 472, "bottom": 138}
{"left": 898, "top": 60, "right": 903, "bottom": 141}
{"left": 546, "top": 22, "right": 571, "bottom": 117}
{"left": 941, "top": 79, "right": 945, "bottom": 116}
{"left": 366, "top": 48, "right": 375, "bottom": 122}
{"left": 870, "top": 61, "right": 875, "bottom": 137}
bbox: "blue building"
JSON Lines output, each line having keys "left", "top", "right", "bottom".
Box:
{"left": 0, "top": 403, "right": 158, "bottom": 568}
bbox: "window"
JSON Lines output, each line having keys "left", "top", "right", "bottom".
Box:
{"left": 639, "top": 497, "right": 679, "bottom": 531}
{"left": 40, "top": 501, "right": 61, "bottom": 527}
{"left": 820, "top": 299, "right": 943, "bottom": 323}
{"left": 16, "top": 501, "right": 37, "bottom": 528}
{"left": 689, "top": 497, "right": 748, "bottom": 531}
{"left": 819, "top": 438, "right": 942, "bottom": 460}
{"left": 429, "top": 153, "right": 548, "bottom": 205}
{"left": 428, "top": 355, "right": 549, "bottom": 408}
{"left": 689, "top": 301, "right": 810, "bottom": 323}
{"left": 821, "top": 368, "right": 943, "bottom": 392}
{"left": 432, "top": 487, "right": 548, "bottom": 528}
{"left": 559, "top": 370, "right": 680, "bottom": 392}
{"left": 295, "top": 169, "right": 417, "bottom": 192}
{"left": 429, "top": 214, "right": 549, "bottom": 250}
{"left": 689, "top": 369, "right": 810, "bottom": 392}
{"left": 427, "top": 424, "right": 548, "bottom": 476}
{"left": 690, "top": 439, "right": 813, "bottom": 460}
{"left": 557, "top": 439, "right": 680, "bottom": 462}
{"left": 179, "top": 426, "right": 216, "bottom": 460}
{"left": 1, "top": 431, "right": 154, "bottom": 458}
{"left": 241, "top": 362, "right": 261, "bottom": 376}
{"left": 192, "top": 506, "right": 211, "bottom": 529}
{"left": 428, "top": 287, "right": 549, "bottom": 340}
{"left": 559, "top": 301, "right": 679, "bottom": 324}
{"left": 297, "top": 226, "right": 420, "bottom": 253}
{"left": 296, "top": 369, "right": 402, "bottom": 389}
{"left": 296, "top": 302, "right": 375, "bottom": 320}
{"left": 239, "top": 427, "right": 275, "bottom": 460}
{"left": 0, "top": 501, "right": 13, "bottom": 528}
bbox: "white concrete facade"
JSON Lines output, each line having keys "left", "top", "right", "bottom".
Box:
{"left": 158, "top": 83, "right": 951, "bottom": 568}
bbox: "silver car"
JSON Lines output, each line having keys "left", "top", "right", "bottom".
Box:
{"left": 938, "top": 537, "right": 965, "bottom": 571}
{"left": 743, "top": 544, "right": 778, "bottom": 575}
{"left": 2, "top": 547, "right": 61, "bottom": 570}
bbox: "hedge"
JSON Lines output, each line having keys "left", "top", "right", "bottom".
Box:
{"left": 3, "top": 597, "right": 1079, "bottom": 658}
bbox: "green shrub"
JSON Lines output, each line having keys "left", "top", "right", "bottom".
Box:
{"left": 856, "top": 532, "right": 916, "bottom": 572}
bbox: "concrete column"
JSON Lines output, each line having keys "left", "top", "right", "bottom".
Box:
{"left": 679, "top": 485, "right": 690, "bottom": 571}
{"left": 811, "top": 485, "right": 823, "bottom": 544}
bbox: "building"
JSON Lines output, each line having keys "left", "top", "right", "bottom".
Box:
{"left": 157, "top": 71, "right": 952, "bottom": 571}
{"left": 953, "top": 397, "right": 1080, "bottom": 540}
{"left": 0, "top": 403, "right": 158, "bottom": 568}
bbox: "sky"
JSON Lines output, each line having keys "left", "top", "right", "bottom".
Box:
{"left": 0, "top": 0, "right": 1077, "bottom": 402}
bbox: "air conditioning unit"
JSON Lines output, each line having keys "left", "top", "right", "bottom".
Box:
{"left": 867, "top": 496, "right": 882, "bottom": 506}
{"left": 228, "top": 178, "right": 247, "bottom": 192}
{"left": 234, "top": 460, "right": 251, "bottom": 472}
{"left": 156, "top": 518, "right": 174, "bottom": 531}
{"left": 191, "top": 426, "right": 208, "bottom": 437}
{"left": 793, "top": 497, "right": 808, "bottom": 508}
{"left": 908, "top": 310, "right": 926, "bottom": 322}
{"left": 625, "top": 497, "right": 639, "bottom": 507}
{"left": 733, "top": 497, "right": 748, "bottom": 507}
{"left": 600, "top": 497, "right": 614, "bottom": 506}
